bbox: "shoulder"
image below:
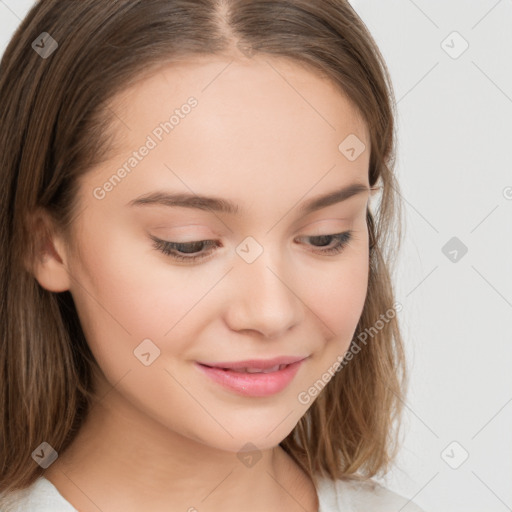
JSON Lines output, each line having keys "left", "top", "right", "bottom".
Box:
{"left": 0, "top": 477, "right": 77, "bottom": 512}
{"left": 315, "top": 474, "right": 427, "bottom": 512}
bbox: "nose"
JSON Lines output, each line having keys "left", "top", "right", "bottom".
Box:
{"left": 224, "top": 249, "right": 304, "bottom": 339}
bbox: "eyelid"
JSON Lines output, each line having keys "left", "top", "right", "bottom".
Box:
{"left": 149, "top": 219, "right": 351, "bottom": 246}
{"left": 151, "top": 224, "right": 219, "bottom": 237}
{"left": 290, "top": 219, "right": 354, "bottom": 240}
{"left": 150, "top": 229, "right": 354, "bottom": 264}
{"left": 291, "top": 211, "right": 358, "bottom": 231}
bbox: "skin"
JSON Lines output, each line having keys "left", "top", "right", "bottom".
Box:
{"left": 32, "top": 53, "right": 372, "bottom": 512}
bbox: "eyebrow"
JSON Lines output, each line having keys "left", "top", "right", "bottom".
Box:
{"left": 127, "top": 182, "right": 370, "bottom": 216}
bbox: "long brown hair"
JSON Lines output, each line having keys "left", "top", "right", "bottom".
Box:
{"left": 0, "top": 0, "right": 406, "bottom": 497}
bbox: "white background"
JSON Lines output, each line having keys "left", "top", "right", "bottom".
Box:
{"left": 1, "top": 1, "right": 511, "bottom": 511}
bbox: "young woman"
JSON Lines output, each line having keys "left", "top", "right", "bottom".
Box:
{"left": 0, "top": 1, "right": 425, "bottom": 511}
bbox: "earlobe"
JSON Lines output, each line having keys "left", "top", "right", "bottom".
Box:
{"left": 24, "top": 210, "right": 73, "bottom": 293}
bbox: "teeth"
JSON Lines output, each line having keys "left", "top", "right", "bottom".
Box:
{"left": 229, "top": 364, "right": 286, "bottom": 374}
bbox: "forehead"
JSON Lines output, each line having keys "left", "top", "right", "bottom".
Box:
{"left": 108, "top": 53, "right": 369, "bottom": 144}
{"left": 82, "top": 55, "right": 370, "bottom": 212}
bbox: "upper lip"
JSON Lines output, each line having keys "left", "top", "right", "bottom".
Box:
{"left": 198, "top": 355, "right": 308, "bottom": 370}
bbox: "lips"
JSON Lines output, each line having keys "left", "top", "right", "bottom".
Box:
{"left": 227, "top": 364, "right": 287, "bottom": 373}
{"left": 196, "top": 356, "right": 308, "bottom": 397}
{"left": 198, "top": 355, "right": 307, "bottom": 371}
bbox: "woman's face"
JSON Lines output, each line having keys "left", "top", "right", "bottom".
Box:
{"left": 55, "top": 55, "right": 371, "bottom": 452}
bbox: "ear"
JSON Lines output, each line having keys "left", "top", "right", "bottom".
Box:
{"left": 24, "top": 209, "right": 73, "bottom": 293}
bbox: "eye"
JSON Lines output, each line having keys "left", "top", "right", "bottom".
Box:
{"left": 150, "top": 234, "right": 220, "bottom": 263}
{"left": 150, "top": 230, "right": 354, "bottom": 264}
{"left": 295, "top": 230, "right": 353, "bottom": 255}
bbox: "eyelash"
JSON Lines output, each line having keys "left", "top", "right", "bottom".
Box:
{"left": 150, "top": 230, "right": 354, "bottom": 264}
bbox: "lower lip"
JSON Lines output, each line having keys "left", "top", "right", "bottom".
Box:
{"left": 195, "top": 360, "right": 305, "bottom": 397}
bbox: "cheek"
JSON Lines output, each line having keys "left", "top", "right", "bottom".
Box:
{"left": 67, "top": 229, "right": 205, "bottom": 375}
{"left": 333, "top": 259, "right": 368, "bottom": 332}
{"left": 306, "top": 265, "right": 368, "bottom": 396}
{"left": 303, "top": 245, "right": 369, "bottom": 343}
{"left": 300, "top": 256, "right": 369, "bottom": 393}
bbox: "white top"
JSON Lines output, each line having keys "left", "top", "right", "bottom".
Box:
{"left": 0, "top": 475, "right": 427, "bottom": 511}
